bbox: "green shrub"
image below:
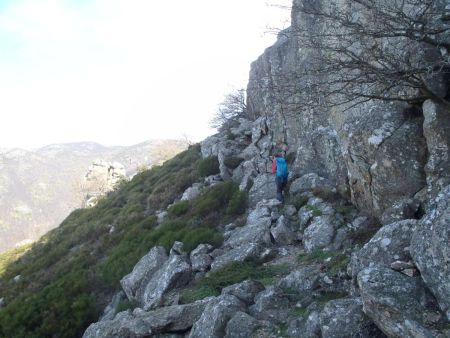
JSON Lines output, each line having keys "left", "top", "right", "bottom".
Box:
{"left": 180, "top": 285, "right": 218, "bottom": 304}
{"left": 316, "top": 291, "right": 347, "bottom": 305}
{"left": 182, "top": 228, "right": 223, "bottom": 252}
{"left": 297, "top": 250, "right": 350, "bottom": 277}
{"left": 180, "top": 261, "right": 290, "bottom": 304}
{"left": 223, "top": 156, "right": 244, "bottom": 169}
{"left": 137, "top": 216, "right": 158, "bottom": 229}
{"left": 116, "top": 299, "right": 138, "bottom": 313}
{"left": 288, "top": 195, "right": 308, "bottom": 210}
{"left": 305, "top": 205, "right": 323, "bottom": 217}
{"left": 167, "top": 201, "right": 191, "bottom": 218}
{"left": 226, "top": 190, "right": 248, "bottom": 216}
{"left": 197, "top": 156, "right": 220, "bottom": 177}
{"left": 194, "top": 182, "right": 239, "bottom": 217}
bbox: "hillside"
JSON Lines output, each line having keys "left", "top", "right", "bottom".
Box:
{"left": 0, "top": 139, "right": 188, "bottom": 253}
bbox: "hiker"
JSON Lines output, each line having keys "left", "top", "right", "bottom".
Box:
{"left": 271, "top": 153, "right": 289, "bottom": 203}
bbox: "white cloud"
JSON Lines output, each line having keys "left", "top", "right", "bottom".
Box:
{"left": 0, "top": 0, "right": 290, "bottom": 149}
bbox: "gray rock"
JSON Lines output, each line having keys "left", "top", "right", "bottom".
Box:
{"left": 380, "top": 198, "right": 421, "bottom": 225}
{"left": 284, "top": 204, "right": 297, "bottom": 216}
{"left": 358, "top": 267, "right": 444, "bottom": 338}
{"left": 188, "top": 294, "right": 246, "bottom": 338}
{"left": 290, "top": 173, "right": 336, "bottom": 196}
{"left": 224, "top": 311, "right": 260, "bottom": 338}
{"left": 271, "top": 215, "right": 296, "bottom": 245}
{"left": 142, "top": 249, "right": 192, "bottom": 310}
{"left": 304, "top": 311, "right": 321, "bottom": 338}
{"left": 411, "top": 185, "right": 450, "bottom": 320}
{"left": 156, "top": 211, "right": 167, "bottom": 225}
{"left": 190, "top": 254, "right": 212, "bottom": 273}
{"left": 100, "top": 291, "right": 126, "bottom": 322}
{"left": 210, "top": 243, "right": 268, "bottom": 271}
{"left": 223, "top": 218, "right": 272, "bottom": 250}
{"left": 340, "top": 101, "right": 427, "bottom": 217}
{"left": 190, "top": 244, "right": 213, "bottom": 272}
{"left": 190, "top": 243, "right": 213, "bottom": 256}
{"left": 422, "top": 100, "right": 450, "bottom": 197}
{"left": 349, "top": 219, "right": 419, "bottom": 280}
{"left": 303, "top": 215, "right": 341, "bottom": 252}
{"left": 170, "top": 241, "right": 185, "bottom": 255}
{"left": 319, "top": 298, "right": 385, "bottom": 338}
{"left": 221, "top": 280, "right": 265, "bottom": 305}
{"left": 249, "top": 286, "right": 289, "bottom": 322}
{"left": 83, "top": 300, "right": 209, "bottom": 338}
{"left": 249, "top": 174, "right": 278, "bottom": 207}
{"left": 277, "top": 265, "right": 322, "bottom": 292}
{"left": 390, "top": 260, "right": 415, "bottom": 271}
{"left": 230, "top": 118, "right": 253, "bottom": 137}
{"left": 120, "top": 246, "right": 168, "bottom": 302}
{"left": 181, "top": 183, "right": 202, "bottom": 201}
{"left": 246, "top": 204, "right": 271, "bottom": 225}
{"left": 0, "top": 297, "right": 4, "bottom": 308}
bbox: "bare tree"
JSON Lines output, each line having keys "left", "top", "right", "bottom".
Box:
{"left": 265, "top": 0, "right": 450, "bottom": 111}
{"left": 211, "top": 89, "right": 248, "bottom": 131}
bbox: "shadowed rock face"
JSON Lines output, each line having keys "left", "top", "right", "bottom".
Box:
{"left": 411, "top": 185, "right": 450, "bottom": 320}
{"left": 0, "top": 140, "right": 188, "bottom": 252}
{"left": 358, "top": 267, "right": 445, "bottom": 338}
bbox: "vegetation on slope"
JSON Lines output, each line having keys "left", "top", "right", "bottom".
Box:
{"left": 0, "top": 144, "right": 248, "bottom": 338}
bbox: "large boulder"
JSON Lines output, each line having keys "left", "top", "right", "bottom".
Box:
{"left": 249, "top": 174, "right": 278, "bottom": 207}
{"left": 358, "top": 267, "right": 445, "bottom": 338}
{"left": 411, "top": 185, "right": 450, "bottom": 320}
{"left": 380, "top": 198, "right": 421, "bottom": 225}
{"left": 422, "top": 100, "right": 450, "bottom": 197}
{"left": 210, "top": 243, "right": 271, "bottom": 272}
{"left": 190, "top": 244, "right": 214, "bottom": 273}
{"left": 142, "top": 245, "right": 192, "bottom": 310}
{"left": 349, "top": 219, "right": 419, "bottom": 280}
{"left": 339, "top": 101, "right": 427, "bottom": 217}
{"left": 249, "top": 286, "right": 290, "bottom": 322}
{"left": 277, "top": 265, "right": 322, "bottom": 292}
{"left": 290, "top": 173, "right": 336, "bottom": 196}
{"left": 319, "top": 298, "right": 385, "bottom": 338}
{"left": 188, "top": 294, "right": 246, "bottom": 338}
{"left": 83, "top": 300, "right": 209, "bottom": 338}
{"left": 224, "top": 311, "right": 261, "bottom": 338}
{"left": 120, "top": 246, "right": 168, "bottom": 302}
{"left": 221, "top": 280, "right": 265, "bottom": 306}
{"left": 270, "top": 215, "right": 296, "bottom": 245}
{"left": 303, "top": 215, "right": 342, "bottom": 252}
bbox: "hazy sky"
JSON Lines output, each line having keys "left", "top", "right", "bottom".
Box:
{"left": 0, "top": 0, "right": 290, "bottom": 149}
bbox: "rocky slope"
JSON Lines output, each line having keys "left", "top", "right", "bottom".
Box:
{"left": 82, "top": 112, "right": 450, "bottom": 337}
{"left": 82, "top": 0, "right": 449, "bottom": 336}
{"left": 0, "top": 140, "right": 188, "bottom": 252}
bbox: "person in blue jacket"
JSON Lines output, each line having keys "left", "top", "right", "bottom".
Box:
{"left": 271, "top": 153, "right": 289, "bottom": 203}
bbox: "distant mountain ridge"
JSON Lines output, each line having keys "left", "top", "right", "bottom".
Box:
{"left": 0, "top": 139, "right": 188, "bottom": 253}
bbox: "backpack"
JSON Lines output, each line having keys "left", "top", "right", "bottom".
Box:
{"left": 276, "top": 157, "right": 288, "bottom": 178}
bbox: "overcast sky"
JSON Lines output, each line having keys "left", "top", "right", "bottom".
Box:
{"left": 0, "top": 0, "right": 290, "bottom": 149}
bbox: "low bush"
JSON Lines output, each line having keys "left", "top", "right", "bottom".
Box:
{"left": 223, "top": 156, "right": 244, "bottom": 169}
{"left": 226, "top": 190, "right": 248, "bottom": 216}
{"left": 180, "top": 261, "right": 290, "bottom": 303}
{"left": 197, "top": 156, "right": 220, "bottom": 177}
{"left": 167, "top": 201, "right": 191, "bottom": 218}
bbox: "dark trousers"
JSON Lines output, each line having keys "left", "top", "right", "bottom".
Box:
{"left": 276, "top": 176, "right": 288, "bottom": 202}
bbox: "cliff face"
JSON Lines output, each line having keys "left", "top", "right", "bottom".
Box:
{"left": 246, "top": 0, "right": 449, "bottom": 218}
